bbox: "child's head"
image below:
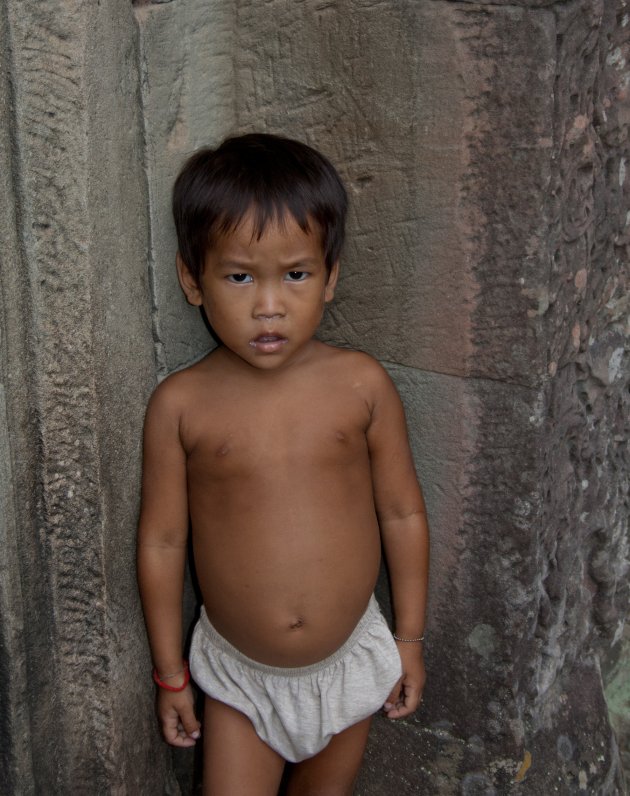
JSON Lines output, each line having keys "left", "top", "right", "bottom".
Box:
{"left": 172, "top": 133, "right": 348, "bottom": 284}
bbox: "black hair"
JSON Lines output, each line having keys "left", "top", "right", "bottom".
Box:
{"left": 172, "top": 133, "right": 348, "bottom": 283}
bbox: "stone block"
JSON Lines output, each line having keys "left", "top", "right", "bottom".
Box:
{"left": 361, "top": 370, "right": 626, "bottom": 793}
{"left": 134, "top": 0, "right": 236, "bottom": 376}
{"left": 383, "top": 364, "right": 468, "bottom": 595}
{"left": 0, "top": 0, "right": 177, "bottom": 791}
{"left": 233, "top": 0, "right": 475, "bottom": 378}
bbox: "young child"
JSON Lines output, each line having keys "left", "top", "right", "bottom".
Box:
{"left": 137, "top": 133, "right": 429, "bottom": 795}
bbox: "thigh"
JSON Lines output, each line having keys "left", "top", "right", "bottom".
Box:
{"left": 286, "top": 716, "right": 372, "bottom": 796}
{"left": 202, "top": 697, "right": 285, "bottom": 796}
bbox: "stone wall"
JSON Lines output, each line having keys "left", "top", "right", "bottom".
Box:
{"left": 0, "top": 0, "right": 627, "bottom": 793}
{"left": 0, "top": 0, "right": 176, "bottom": 792}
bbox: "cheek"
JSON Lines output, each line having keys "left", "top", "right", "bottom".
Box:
{"left": 208, "top": 306, "right": 235, "bottom": 328}
{"left": 205, "top": 289, "right": 237, "bottom": 318}
{"left": 205, "top": 293, "right": 251, "bottom": 335}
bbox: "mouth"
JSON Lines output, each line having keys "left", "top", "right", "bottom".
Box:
{"left": 249, "top": 334, "right": 288, "bottom": 353}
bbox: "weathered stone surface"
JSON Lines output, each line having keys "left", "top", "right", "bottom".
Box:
{"left": 363, "top": 0, "right": 627, "bottom": 792}
{"left": 0, "top": 8, "right": 37, "bottom": 792}
{"left": 137, "top": 0, "right": 479, "bottom": 380}
{"left": 134, "top": 0, "right": 235, "bottom": 376}
{"left": 454, "top": 4, "right": 557, "bottom": 387}
{"left": 382, "top": 364, "right": 469, "bottom": 596}
{"left": 1, "top": 0, "right": 627, "bottom": 793}
{"left": 135, "top": 0, "right": 628, "bottom": 793}
{"left": 533, "top": 0, "right": 630, "bottom": 785}
{"left": 0, "top": 0, "right": 176, "bottom": 792}
{"left": 233, "top": 0, "right": 476, "bottom": 379}
{"left": 606, "top": 625, "right": 630, "bottom": 778}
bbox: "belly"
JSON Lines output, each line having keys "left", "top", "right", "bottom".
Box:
{"left": 192, "top": 517, "right": 382, "bottom": 667}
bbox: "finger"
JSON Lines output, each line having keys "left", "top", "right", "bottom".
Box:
{"left": 385, "top": 684, "right": 421, "bottom": 719}
{"left": 163, "top": 720, "right": 196, "bottom": 747}
{"left": 167, "top": 722, "right": 197, "bottom": 747}
{"left": 385, "top": 702, "right": 414, "bottom": 719}
{"left": 383, "top": 677, "right": 404, "bottom": 711}
{"left": 180, "top": 706, "right": 202, "bottom": 740}
{"left": 162, "top": 712, "right": 198, "bottom": 747}
{"left": 170, "top": 733, "right": 198, "bottom": 748}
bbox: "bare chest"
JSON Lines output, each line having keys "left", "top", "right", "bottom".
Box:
{"left": 184, "top": 394, "right": 371, "bottom": 482}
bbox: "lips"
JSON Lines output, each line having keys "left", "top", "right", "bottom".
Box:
{"left": 249, "top": 334, "right": 288, "bottom": 353}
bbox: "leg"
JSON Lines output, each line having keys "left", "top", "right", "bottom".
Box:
{"left": 202, "top": 697, "right": 286, "bottom": 796}
{"left": 286, "top": 716, "right": 372, "bottom": 796}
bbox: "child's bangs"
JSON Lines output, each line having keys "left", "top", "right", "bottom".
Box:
{"left": 212, "top": 195, "right": 314, "bottom": 244}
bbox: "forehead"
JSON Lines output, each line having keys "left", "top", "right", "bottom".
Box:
{"left": 210, "top": 209, "right": 323, "bottom": 260}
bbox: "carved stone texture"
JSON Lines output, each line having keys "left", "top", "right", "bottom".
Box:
{"left": 134, "top": 0, "right": 236, "bottom": 377}
{"left": 381, "top": 364, "right": 470, "bottom": 608}
{"left": 232, "top": 0, "right": 476, "bottom": 379}
{"left": 132, "top": 0, "right": 629, "bottom": 794}
{"left": 134, "top": 0, "right": 483, "bottom": 380}
{"left": 534, "top": 0, "right": 630, "bottom": 783}
{"left": 0, "top": 0, "right": 176, "bottom": 792}
{"left": 359, "top": 0, "right": 629, "bottom": 793}
{"left": 605, "top": 624, "right": 630, "bottom": 778}
{"left": 447, "top": 0, "right": 566, "bottom": 7}
{"left": 455, "top": 4, "right": 557, "bottom": 387}
{"left": 0, "top": 7, "right": 38, "bottom": 793}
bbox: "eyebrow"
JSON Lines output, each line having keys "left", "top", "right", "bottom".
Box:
{"left": 218, "top": 256, "right": 322, "bottom": 268}
{"left": 217, "top": 259, "right": 254, "bottom": 268}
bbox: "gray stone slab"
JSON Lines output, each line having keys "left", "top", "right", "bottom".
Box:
{"left": 135, "top": 0, "right": 237, "bottom": 376}
{"left": 0, "top": 6, "right": 37, "bottom": 791}
{"left": 232, "top": 1, "right": 475, "bottom": 379}
{"left": 0, "top": 0, "right": 177, "bottom": 791}
{"left": 361, "top": 368, "right": 626, "bottom": 793}
{"left": 382, "top": 363, "right": 468, "bottom": 603}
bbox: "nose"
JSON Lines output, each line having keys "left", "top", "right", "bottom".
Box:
{"left": 252, "top": 283, "right": 286, "bottom": 319}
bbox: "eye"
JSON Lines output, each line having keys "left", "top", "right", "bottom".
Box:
{"left": 285, "top": 271, "right": 308, "bottom": 282}
{"left": 226, "top": 273, "right": 252, "bottom": 283}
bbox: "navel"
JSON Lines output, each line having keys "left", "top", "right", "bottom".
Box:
{"left": 289, "top": 617, "right": 305, "bottom": 630}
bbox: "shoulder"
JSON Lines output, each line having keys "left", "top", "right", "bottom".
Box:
{"left": 326, "top": 344, "right": 393, "bottom": 380}
{"left": 145, "top": 353, "right": 217, "bottom": 421}
{"left": 318, "top": 344, "right": 399, "bottom": 402}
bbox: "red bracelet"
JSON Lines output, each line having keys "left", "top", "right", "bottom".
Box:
{"left": 153, "top": 661, "right": 190, "bottom": 692}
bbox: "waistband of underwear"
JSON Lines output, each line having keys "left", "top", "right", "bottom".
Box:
{"left": 195, "top": 593, "right": 381, "bottom": 677}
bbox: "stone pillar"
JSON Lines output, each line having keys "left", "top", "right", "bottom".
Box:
{"left": 0, "top": 0, "right": 176, "bottom": 792}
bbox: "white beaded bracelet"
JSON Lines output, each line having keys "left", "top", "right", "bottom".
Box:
{"left": 393, "top": 632, "right": 425, "bottom": 642}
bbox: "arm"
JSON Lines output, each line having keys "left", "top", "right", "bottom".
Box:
{"left": 365, "top": 364, "right": 430, "bottom": 719}
{"left": 137, "top": 381, "right": 201, "bottom": 746}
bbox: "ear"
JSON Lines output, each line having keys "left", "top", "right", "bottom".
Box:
{"left": 176, "top": 252, "right": 203, "bottom": 306}
{"left": 324, "top": 261, "right": 340, "bottom": 303}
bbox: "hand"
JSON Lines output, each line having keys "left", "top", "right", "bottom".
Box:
{"left": 383, "top": 641, "right": 426, "bottom": 719}
{"left": 157, "top": 684, "right": 201, "bottom": 747}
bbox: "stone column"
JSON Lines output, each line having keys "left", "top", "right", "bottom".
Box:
{"left": 0, "top": 0, "right": 176, "bottom": 792}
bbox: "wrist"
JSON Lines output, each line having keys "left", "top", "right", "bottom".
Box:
{"left": 393, "top": 631, "right": 425, "bottom": 643}
{"left": 153, "top": 661, "right": 190, "bottom": 691}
